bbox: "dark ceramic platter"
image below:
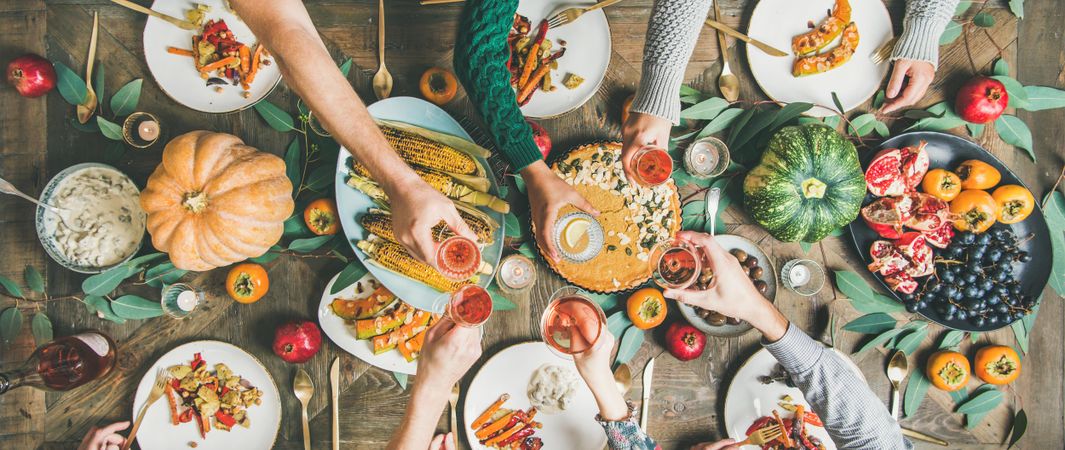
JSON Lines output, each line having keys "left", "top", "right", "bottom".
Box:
{"left": 847, "top": 131, "right": 1051, "bottom": 332}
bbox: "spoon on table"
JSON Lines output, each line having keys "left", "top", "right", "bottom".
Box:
{"left": 294, "top": 369, "right": 314, "bottom": 450}
{"left": 887, "top": 350, "right": 908, "bottom": 420}
{"left": 372, "top": 0, "right": 393, "bottom": 100}
{"left": 76, "top": 12, "right": 99, "bottom": 124}
{"left": 713, "top": 2, "right": 739, "bottom": 102}
{"left": 613, "top": 363, "right": 633, "bottom": 395}
{"left": 0, "top": 176, "right": 86, "bottom": 232}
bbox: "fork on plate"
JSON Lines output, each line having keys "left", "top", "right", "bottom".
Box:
{"left": 870, "top": 37, "right": 899, "bottom": 65}
{"left": 121, "top": 368, "right": 171, "bottom": 450}
{"left": 547, "top": 0, "right": 625, "bottom": 29}
{"left": 736, "top": 425, "right": 783, "bottom": 446}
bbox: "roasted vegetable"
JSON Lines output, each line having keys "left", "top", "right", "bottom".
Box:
{"left": 792, "top": 22, "right": 859, "bottom": 77}
{"left": 359, "top": 207, "right": 497, "bottom": 245}
{"left": 379, "top": 126, "right": 479, "bottom": 175}
{"left": 355, "top": 302, "right": 413, "bottom": 339}
{"left": 348, "top": 167, "right": 509, "bottom": 213}
{"left": 792, "top": 0, "right": 852, "bottom": 55}
{"left": 329, "top": 286, "right": 398, "bottom": 320}
{"left": 372, "top": 310, "right": 432, "bottom": 354}
{"left": 357, "top": 239, "right": 473, "bottom": 292}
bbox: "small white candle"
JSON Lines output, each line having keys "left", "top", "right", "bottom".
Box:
{"left": 789, "top": 264, "right": 811, "bottom": 287}
{"left": 176, "top": 290, "right": 199, "bottom": 312}
{"left": 499, "top": 255, "right": 534, "bottom": 289}
{"left": 138, "top": 120, "right": 160, "bottom": 141}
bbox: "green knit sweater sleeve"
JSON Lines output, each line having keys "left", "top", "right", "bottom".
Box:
{"left": 454, "top": 0, "right": 542, "bottom": 172}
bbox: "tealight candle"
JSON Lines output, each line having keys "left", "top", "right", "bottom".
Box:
{"left": 176, "top": 290, "right": 199, "bottom": 312}
{"left": 138, "top": 120, "right": 160, "bottom": 142}
{"left": 788, "top": 264, "right": 810, "bottom": 287}
{"left": 497, "top": 254, "right": 536, "bottom": 291}
{"left": 780, "top": 259, "right": 826, "bottom": 297}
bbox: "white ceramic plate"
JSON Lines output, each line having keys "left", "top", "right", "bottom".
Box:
{"left": 143, "top": 0, "right": 281, "bottom": 113}
{"left": 723, "top": 347, "right": 865, "bottom": 449}
{"left": 132, "top": 341, "right": 282, "bottom": 450}
{"left": 746, "top": 0, "right": 892, "bottom": 116}
{"left": 333, "top": 97, "right": 505, "bottom": 312}
{"left": 318, "top": 271, "right": 420, "bottom": 375}
{"left": 516, "top": 0, "right": 611, "bottom": 118}
{"left": 463, "top": 342, "right": 607, "bottom": 450}
{"left": 678, "top": 234, "right": 777, "bottom": 338}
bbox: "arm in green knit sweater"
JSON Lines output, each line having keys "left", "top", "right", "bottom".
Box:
{"left": 453, "top": 0, "right": 542, "bottom": 172}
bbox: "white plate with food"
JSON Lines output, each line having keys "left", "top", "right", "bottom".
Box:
{"left": 131, "top": 340, "right": 281, "bottom": 450}
{"left": 514, "top": 0, "right": 611, "bottom": 118}
{"left": 746, "top": 0, "right": 892, "bottom": 116}
{"left": 463, "top": 342, "right": 607, "bottom": 450}
{"left": 724, "top": 346, "right": 866, "bottom": 449}
{"left": 143, "top": 0, "right": 281, "bottom": 113}
{"left": 318, "top": 271, "right": 438, "bottom": 375}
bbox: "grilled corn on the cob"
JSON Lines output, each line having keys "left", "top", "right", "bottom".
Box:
{"left": 361, "top": 208, "right": 497, "bottom": 245}
{"left": 347, "top": 164, "right": 509, "bottom": 214}
{"left": 357, "top": 239, "right": 472, "bottom": 292}
{"left": 380, "top": 126, "right": 479, "bottom": 175}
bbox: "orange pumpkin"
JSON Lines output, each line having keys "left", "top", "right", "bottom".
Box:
{"left": 141, "top": 131, "right": 294, "bottom": 271}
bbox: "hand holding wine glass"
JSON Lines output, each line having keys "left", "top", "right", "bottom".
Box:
{"left": 77, "top": 421, "right": 129, "bottom": 450}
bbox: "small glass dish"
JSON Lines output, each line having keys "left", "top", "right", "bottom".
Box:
{"left": 122, "top": 112, "right": 162, "bottom": 149}
{"left": 495, "top": 254, "right": 537, "bottom": 293}
{"left": 780, "top": 259, "right": 826, "bottom": 297}
{"left": 552, "top": 212, "right": 604, "bottom": 263}
{"left": 161, "top": 283, "right": 203, "bottom": 319}
{"left": 684, "top": 136, "right": 730, "bottom": 179}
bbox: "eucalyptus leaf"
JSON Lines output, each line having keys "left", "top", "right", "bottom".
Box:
{"left": 304, "top": 165, "right": 335, "bottom": 191}
{"left": 679, "top": 85, "right": 701, "bottom": 97}
{"left": 680, "top": 97, "right": 730, "bottom": 120}
{"left": 991, "top": 75, "right": 1029, "bottom": 108}
{"left": 972, "top": 12, "right": 995, "bottom": 27}
{"left": 903, "top": 370, "right": 931, "bottom": 418}
{"left": 873, "top": 90, "right": 886, "bottom": 109}
{"left": 126, "top": 252, "right": 167, "bottom": 268}
{"left": 823, "top": 115, "right": 842, "bottom": 130}
{"left": 330, "top": 260, "right": 368, "bottom": 295}
{"left": 110, "top": 79, "right": 143, "bottom": 116}
{"left": 339, "top": 58, "right": 353, "bottom": 77}
{"left": 1008, "top": 0, "right": 1024, "bottom": 18}
{"left": 843, "top": 312, "right": 897, "bottom": 334}
{"left": 949, "top": 387, "right": 968, "bottom": 405}
{"left": 904, "top": 102, "right": 965, "bottom": 132}
{"left": 847, "top": 113, "right": 878, "bottom": 136}
{"left": 695, "top": 108, "right": 745, "bottom": 139}
{"left": 940, "top": 21, "right": 963, "bottom": 45}
{"left": 938, "top": 330, "right": 965, "bottom": 349}
{"left": 895, "top": 325, "right": 930, "bottom": 355}
{"left": 799, "top": 241, "right": 813, "bottom": 254}
{"left": 144, "top": 262, "right": 188, "bottom": 288}
{"left": 285, "top": 138, "right": 302, "bottom": 196}
{"left": 0, "top": 308, "right": 23, "bottom": 344}
{"left": 769, "top": 102, "right": 813, "bottom": 131}
{"left": 1020, "top": 85, "right": 1065, "bottom": 111}
{"left": 82, "top": 265, "right": 138, "bottom": 296}
{"left": 111, "top": 294, "right": 164, "bottom": 319}
{"left": 53, "top": 61, "right": 87, "bottom": 105}
{"left": 84, "top": 295, "right": 125, "bottom": 323}
{"left": 288, "top": 235, "right": 334, "bottom": 253}
{"left": 393, "top": 371, "right": 408, "bottom": 389}
{"left": 614, "top": 326, "right": 645, "bottom": 365}
{"left": 0, "top": 274, "right": 23, "bottom": 298}
{"left": 504, "top": 213, "right": 522, "bottom": 238}
{"left": 97, "top": 117, "right": 124, "bottom": 141}
{"left": 857, "top": 327, "right": 908, "bottom": 353}
{"left": 253, "top": 99, "right": 297, "bottom": 132}
{"left": 284, "top": 215, "right": 312, "bottom": 238}
{"left": 1007, "top": 409, "right": 1027, "bottom": 449}
{"left": 995, "top": 115, "right": 1034, "bottom": 161}
{"left": 834, "top": 271, "right": 875, "bottom": 303}
{"left": 680, "top": 94, "right": 704, "bottom": 105}
{"left": 993, "top": 59, "right": 1009, "bottom": 76}
{"left": 874, "top": 120, "right": 890, "bottom": 138}
{"left": 966, "top": 123, "right": 984, "bottom": 138}
{"left": 725, "top": 108, "right": 756, "bottom": 149}
{"left": 955, "top": 1, "right": 975, "bottom": 16}
{"left": 730, "top": 108, "right": 779, "bottom": 156}
{"left": 851, "top": 294, "right": 906, "bottom": 314}
{"left": 902, "top": 109, "right": 944, "bottom": 120}
{"left": 1042, "top": 191, "right": 1065, "bottom": 296}
{"left": 512, "top": 174, "right": 527, "bottom": 195}
{"left": 31, "top": 313, "right": 53, "bottom": 346}
{"left": 487, "top": 283, "right": 517, "bottom": 311}
{"left": 606, "top": 311, "right": 632, "bottom": 341}
{"left": 956, "top": 386, "right": 1003, "bottom": 414}
{"left": 586, "top": 291, "right": 620, "bottom": 311}
{"left": 22, "top": 266, "right": 44, "bottom": 294}
{"left": 517, "top": 241, "right": 536, "bottom": 260}
{"left": 831, "top": 92, "right": 845, "bottom": 114}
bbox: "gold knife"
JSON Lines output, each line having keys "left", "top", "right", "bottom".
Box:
{"left": 640, "top": 357, "right": 655, "bottom": 430}
{"left": 330, "top": 358, "right": 340, "bottom": 450}
{"left": 704, "top": 18, "right": 788, "bottom": 57}
{"left": 901, "top": 427, "right": 948, "bottom": 446}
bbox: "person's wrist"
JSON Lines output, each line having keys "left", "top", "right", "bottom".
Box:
{"left": 750, "top": 301, "right": 789, "bottom": 342}
{"left": 411, "top": 375, "right": 451, "bottom": 405}
{"left": 519, "top": 160, "right": 551, "bottom": 183}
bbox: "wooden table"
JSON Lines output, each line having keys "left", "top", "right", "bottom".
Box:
{"left": 1, "top": 0, "right": 1062, "bottom": 448}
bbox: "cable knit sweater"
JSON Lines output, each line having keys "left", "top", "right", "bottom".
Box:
{"left": 632, "top": 0, "right": 960, "bottom": 124}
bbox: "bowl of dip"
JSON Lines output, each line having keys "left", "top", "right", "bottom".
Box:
{"left": 35, "top": 163, "right": 147, "bottom": 273}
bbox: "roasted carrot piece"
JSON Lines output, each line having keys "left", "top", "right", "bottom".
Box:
{"left": 239, "top": 45, "right": 251, "bottom": 76}
{"left": 475, "top": 411, "right": 515, "bottom": 440}
{"left": 246, "top": 44, "right": 264, "bottom": 84}
{"left": 472, "top": 394, "right": 510, "bottom": 429}
{"left": 199, "top": 56, "right": 239, "bottom": 74}
{"left": 167, "top": 47, "right": 194, "bottom": 57}
{"left": 772, "top": 410, "right": 793, "bottom": 447}
{"left": 484, "top": 423, "right": 525, "bottom": 448}
{"left": 517, "top": 20, "right": 548, "bottom": 88}
{"left": 164, "top": 383, "right": 180, "bottom": 425}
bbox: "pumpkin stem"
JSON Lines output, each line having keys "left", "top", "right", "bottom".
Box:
{"left": 182, "top": 191, "right": 209, "bottom": 213}
{"left": 801, "top": 178, "right": 827, "bottom": 199}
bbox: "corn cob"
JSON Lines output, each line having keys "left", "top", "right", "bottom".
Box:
{"left": 348, "top": 164, "right": 510, "bottom": 214}
{"left": 380, "top": 126, "right": 479, "bottom": 175}
{"left": 357, "top": 239, "right": 472, "bottom": 292}
{"left": 360, "top": 209, "right": 496, "bottom": 245}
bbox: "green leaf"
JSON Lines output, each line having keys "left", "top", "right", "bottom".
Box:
{"left": 253, "top": 100, "right": 296, "bottom": 132}
{"left": 895, "top": 324, "right": 930, "bottom": 355}
{"left": 730, "top": 108, "right": 779, "bottom": 155}
{"left": 725, "top": 108, "right": 756, "bottom": 149}
{"left": 799, "top": 241, "right": 813, "bottom": 254}
{"left": 679, "top": 85, "right": 701, "bottom": 97}
{"left": 1007, "top": 409, "right": 1027, "bottom": 449}
{"left": 285, "top": 138, "right": 302, "bottom": 197}
{"left": 1043, "top": 192, "right": 1065, "bottom": 296}
{"left": 949, "top": 387, "right": 968, "bottom": 405}
{"left": 111, "top": 295, "right": 164, "bottom": 319}
{"left": 768, "top": 102, "right": 813, "bottom": 131}
{"left": 993, "top": 59, "right": 1009, "bottom": 77}
{"left": 512, "top": 174, "right": 526, "bottom": 194}
{"left": 248, "top": 246, "right": 284, "bottom": 264}
{"left": 940, "top": 21, "right": 964, "bottom": 45}
{"left": 905, "top": 102, "right": 965, "bottom": 132}
{"left": 53, "top": 61, "right": 87, "bottom": 105}
{"left": 82, "top": 265, "right": 138, "bottom": 296}
{"left": 938, "top": 330, "right": 965, "bottom": 350}
{"left": 695, "top": 108, "right": 745, "bottom": 139}
{"left": 126, "top": 252, "right": 167, "bottom": 269}
{"left": 955, "top": 1, "right": 975, "bottom": 16}
{"left": 1021, "top": 85, "right": 1065, "bottom": 111}
{"left": 834, "top": 271, "right": 874, "bottom": 303}
{"left": 393, "top": 371, "right": 408, "bottom": 389}
{"left": 970, "top": 331, "right": 981, "bottom": 344}
{"left": 1008, "top": 0, "right": 1024, "bottom": 19}
{"left": 304, "top": 165, "right": 335, "bottom": 191}
{"left": 847, "top": 113, "right": 878, "bottom": 136}
{"left": 991, "top": 75, "right": 1029, "bottom": 108}
{"left": 284, "top": 215, "right": 313, "bottom": 238}
{"left": 0, "top": 308, "right": 24, "bottom": 344}
{"left": 338, "top": 58, "right": 353, "bottom": 77}
{"left": 289, "top": 235, "right": 334, "bottom": 253}
{"left": 851, "top": 294, "right": 906, "bottom": 314}
{"left": 586, "top": 291, "right": 620, "bottom": 311}
{"left": 822, "top": 115, "right": 842, "bottom": 130}
{"left": 30, "top": 313, "right": 53, "bottom": 346}
{"left": 994, "top": 115, "right": 1034, "bottom": 161}
{"left": 93, "top": 65, "right": 105, "bottom": 114}
{"left": 857, "top": 327, "right": 908, "bottom": 353}
{"left": 517, "top": 241, "right": 536, "bottom": 260}
{"left": 23, "top": 266, "right": 44, "bottom": 294}
{"left": 956, "top": 386, "right": 1003, "bottom": 414}
{"left": 0, "top": 274, "right": 24, "bottom": 298}
{"left": 606, "top": 310, "right": 632, "bottom": 341}
{"left": 680, "top": 97, "right": 729, "bottom": 120}
{"left": 486, "top": 283, "right": 517, "bottom": 311}
{"left": 614, "top": 326, "right": 645, "bottom": 365}
{"left": 830, "top": 91, "right": 845, "bottom": 114}
{"left": 110, "top": 79, "right": 143, "bottom": 116}
{"left": 504, "top": 213, "right": 522, "bottom": 238}
{"left": 903, "top": 370, "right": 931, "bottom": 417}
{"left": 97, "top": 116, "right": 124, "bottom": 141}
{"left": 874, "top": 120, "right": 890, "bottom": 138}
{"left": 84, "top": 295, "right": 125, "bottom": 323}
{"left": 330, "top": 260, "right": 368, "bottom": 295}
{"left": 966, "top": 122, "right": 984, "bottom": 138}
{"left": 70, "top": 116, "right": 99, "bottom": 133}
{"left": 843, "top": 312, "right": 897, "bottom": 334}
{"left": 973, "top": 12, "right": 995, "bottom": 27}
{"left": 873, "top": 90, "right": 886, "bottom": 109}
{"left": 144, "top": 262, "right": 188, "bottom": 288}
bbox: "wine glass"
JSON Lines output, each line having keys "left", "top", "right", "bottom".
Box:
{"left": 631, "top": 145, "right": 673, "bottom": 187}
{"left": 434, "top": 235, "right": 482, "bottom": 281}
{"left": 433, "top": 284, "right": 493, "bottom": 328}
{"left": 648, "top": 239, "right": 702, "bottom": 289}
{"left": 540, "top": 286, "right": 606, "bottom": 359}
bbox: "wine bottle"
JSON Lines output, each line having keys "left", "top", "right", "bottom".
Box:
{"left": 0, "top": 331, "right": 116, "bottom": 395}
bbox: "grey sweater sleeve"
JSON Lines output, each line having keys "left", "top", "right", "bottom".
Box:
{"left": 629, "top": 0, "right": 711, "bottom": 124}
{"left": 764, "top": 324, "right": 913, "bottom": 450}
{"left": 891, "top": 0, "right": 961, "bottom": 68}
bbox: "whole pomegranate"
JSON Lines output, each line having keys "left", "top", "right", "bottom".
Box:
{"left": 6, "top": 54, "right": 56, "bottom": 98}
{"left": 955, "top": 77, "right": 1008, "bottom": 124}
{"left": 665, "top": 322, "right": 706, "bottom": 361}
{"left": 526, "top": 119, "right": 552, "bottom": 159}
{"left": 273, "top": 320, "right": 322, "bottom": 364}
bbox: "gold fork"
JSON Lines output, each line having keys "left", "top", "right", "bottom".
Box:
{"left": 736, "top": 425, "right": 783, "bottom": 446}
{"left": 449, "top": 384, "right": 460, "bottom": 447}
{"left": 547, "top": 0, "right": 625, "bottom": 29}
{"left": 121, "top": 368, "right": 171, "bottom": 450}
{"left": 870, "top": 37, "right": 899, "bottom": 65}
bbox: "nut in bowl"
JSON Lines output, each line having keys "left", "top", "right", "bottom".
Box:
{"left": 677, "top": 234, "right": 777, "bottom": 338}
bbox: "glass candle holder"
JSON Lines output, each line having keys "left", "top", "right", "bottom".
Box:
{"left": 495, "top": 254, "right": 537, "bottom": 292}
{"left": 122, "top": 112, "right": 163, "bottom": 149}
{"left": 684, "top": 137, "right": 730, "bottom": 179}
{"left": 780, "top": 259, "right": 826, "bottom": 297}
{"left": 161, "top": 283, "right": 203, "bottom": 319}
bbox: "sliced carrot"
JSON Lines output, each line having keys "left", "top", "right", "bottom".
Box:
{"left": 475, "top": 411, "right": 515, "bottom": 440}
{"left": 246, "top": 44, "right": 264, "bottom": 84}
{"left": 772, "top": 410, "right": 793, "bottom": 447}
{"left": 199, "top": 56, "right": 239, "bottom": 74}
{"left": 164, "top": 384, "right": 180, "bottom": 425}
{"left": 517, "top": 63, "right": 550, "bottom": 104}
{"left": 472, "top": 394, "right": 510, "bottom": 429}
{"left": 167, "top": 47, "right": 194, "bottom": 57}
{"left": 239, "top": 45, "right": 251, "bottom": 76}
{"left": 484, "top": 423, "right": 525, "bottom": 448}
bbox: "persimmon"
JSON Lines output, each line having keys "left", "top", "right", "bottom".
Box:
{"left": 226, "top": 263, "right": 270, "bottom": 304}
{"left": 304, "top": 198, "right": 339, "bottom": 235}
{"left": 926, "top": 350, "right": 970, "bottom": 392}
{"left": 955, "top": 160, "right": 1001, "bottom": 190}
{"left": 950, "top": 190, "right": 997, "bottom": 233}
{"left": 419, "top": 67, "right": 458, "bottom": 106}
{"left": 991, "top": 185, "right": 1035, "bottom": 224}
{"left": 921, "top": 169, "right": 962, "bottom": 202}
{"left": 974, "top": 345, "right": 1021, "bottom": 385}
{"left": 626, "top": 287, "right": 667, "bottom": 329}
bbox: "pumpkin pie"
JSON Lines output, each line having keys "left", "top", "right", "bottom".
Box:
{"left": 540, "top": 142, "right": 681, "bottom": 292}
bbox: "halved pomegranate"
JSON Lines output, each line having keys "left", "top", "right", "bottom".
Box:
{"left": 895, "top": 232, "right": 934, "bottom": 277}
{"left": 868, "top": 240, "right": 910, "bottom": 276}
{"left": 899, "top": 142, "right": 930, "bottom": 191}
{"left": 865, "top": 148, "right": 906, "bottom": 196}
{"left": 885, "top": 271, "right": 918, "bottom": 294}
{"left": 905, "top": 192, "right": 951, "bottom": 231}
{"left": 861, "top": 196, "right": 912, "bottom": 239}
{"left": 922, "top": 222, "right": 954, "bottom": 249}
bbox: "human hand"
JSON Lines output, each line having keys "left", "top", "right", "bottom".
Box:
{"left": 621, "top": 112, "right": 672, "bottom": 182}
{"left": 387, "top": 181, "right": 477, "bottom": 266}
{"left": 690, "top": 439, "right": 739, "bottom": 450}
{"left": 522, "top": 160, "right": 599, "bottom": 262}
{"left": 571, "top": 326, "right": 615, "bottom": 383}
{"left": 428, "top": 432, "right": 456, "bottom": 450}
{"left": 77, "top": 421, "right": 129, "bottom": 450}
{"left": 416, "top": 316, "right": 482, "bottom": 390}
{"left": 881, "top": 59, "right": 936, "bottom": 113}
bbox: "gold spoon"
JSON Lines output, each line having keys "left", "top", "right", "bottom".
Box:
{"left": 713, "top": 2, "right": 739, "bottom": 102}
{"left": 887, "top": 350, "right": 909, "bottom": 420}
{"left": 372, "top": 0, "right": 393, "bottom": 100}
{"left": 293, "top": 369, "right": 314, "bottom": 450}
{"left": 76, "top": 12, "right": 99, "bottom": 124}
{"left": 613, "top": 363, "right": 632, "bottom": 395}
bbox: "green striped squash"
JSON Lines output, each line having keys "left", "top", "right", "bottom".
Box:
{"left": 743, "top": 124, "right": 866, "bottom": 242}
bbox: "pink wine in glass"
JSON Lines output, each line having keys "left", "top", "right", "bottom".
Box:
{"left": 435, "top": 236, "right": 481, "bottom": 281}
{"left": 633, "top": 146, "right": 673, "bottom": 186}
{"left": 448, "top": 285, "right": 493, "bottom": 327}
{"left": 650, "top": 241, "right": 701, "bottom": 289}
{"left": 541, "top": 291, "right": 605, "bottom": 356}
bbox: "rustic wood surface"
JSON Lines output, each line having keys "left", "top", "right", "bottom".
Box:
{"left": 1, "top": 0, "right": 1062, "bottom": 449}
